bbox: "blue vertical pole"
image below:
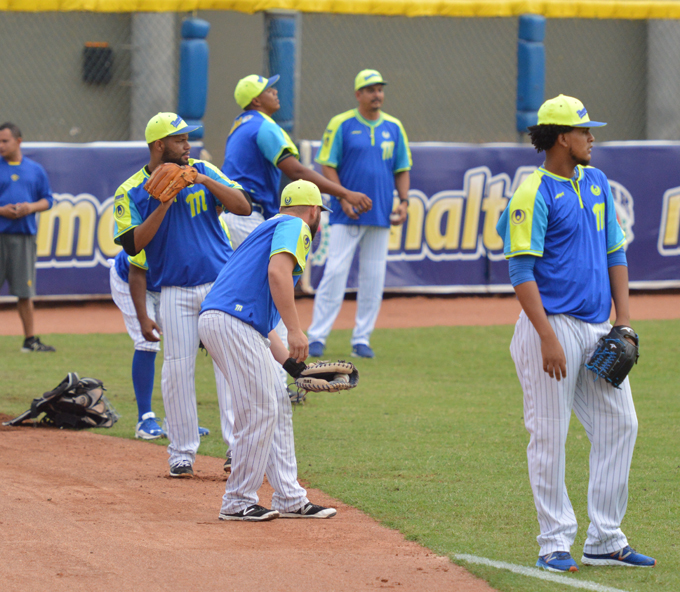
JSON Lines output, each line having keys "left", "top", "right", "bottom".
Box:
{"left": 266, "top": 12, "right": 299, "bottom": 138}
{"left": 177, "top": 18, "right": 210, "bottom": 140}
{"left": 516, "top": 14, "right": 546, "bottom": 138}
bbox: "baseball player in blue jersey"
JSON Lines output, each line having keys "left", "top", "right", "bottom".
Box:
{"left": 496, "top": 95, "right": 655, "bottom": 572}
{"left": 307, "top": 70, "right": 411, "bottom": 359}
{"left": 221, "top": 74, "right": 371, "bottom": 248}
{"left": 0, "top": 122, "right": 55, "bottom": 353}
{"left": 198, "top": 180, "right": 336, "bottom": 521}
{"left": 114, "top": 112, "right": 250, "bottom": 477}
{"left": 221, "top": 74, "right": 371, "bottom": 392}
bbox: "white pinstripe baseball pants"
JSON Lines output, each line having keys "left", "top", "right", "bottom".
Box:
{"left": 307, "top": 224, "right": 390, "bottom": 346}
{"left": 161, "top": 284, "right": 233, "bottom": 466}
{"left": 198, "top": 310, "right": 308, "bottom": 514}
{"left": 108, "top": 262, "right": 161, "bottom": 353}
{"left": 510, "top": 311, "right": 637, "bottom": 556}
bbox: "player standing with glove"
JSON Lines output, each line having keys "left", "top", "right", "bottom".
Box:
{"left": 114, "top": 113, "right": 251, "bottom": 478}
{"left": 496, "top": 95, "right": 655, "bottom": 572}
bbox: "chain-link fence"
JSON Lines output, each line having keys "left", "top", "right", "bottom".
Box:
{"left": 0, "top": 12, "right": 179, "bottom": 143}
{"left": 1, "top": 10, "right": 679, "bottom": 146}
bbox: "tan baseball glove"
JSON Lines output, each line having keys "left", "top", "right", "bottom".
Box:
{"left": 144, "top": 163, "right": 199, "bottom": 203}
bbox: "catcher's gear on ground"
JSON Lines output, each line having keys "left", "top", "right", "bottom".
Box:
{"left": 144, "top": 163, "right": 198, "bottom": 203}
{"left": 4, "top": 372, "right": 120, "bottom": 429}
{"left": 585, "top": 326, "right": 639, "bottom": 389}
{"left": 285, "top": 359, "right": 359, "bottom": 394}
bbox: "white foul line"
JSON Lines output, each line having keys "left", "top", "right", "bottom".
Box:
{"left": 454, "top": 554, "right": 631, "bottom": 592}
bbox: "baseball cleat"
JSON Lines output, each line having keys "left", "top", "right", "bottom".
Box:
{"left": 279, "top": 502, "right": 337, "bottom": 519}
{"left": 135, "top": 413, "right": 166, "bottom": 440}
{"left": 536, "top": 552, "right": 579, "bottom": 572}
{"left": 169, "top": 460, "right": 194, "bottom": 478}
{"left": 351, "top": 344, "right": 374, "bottom": 358}
{"left": 308, "top": 341, "right": 325, "bottom": 357}
{"left": 581, "top": 546, "right": 656, "bottom": 567}
{"left": 198, "top": 426, "right": 210, "bottom": 437}
{"left": 21, "top": 336, "right": 56, "bottom": 353}
{"left": 223, "top": 450, "right": 232, "bottom": 474}
{"left": 218, "top": 505, "right": 279, "bottom": 521}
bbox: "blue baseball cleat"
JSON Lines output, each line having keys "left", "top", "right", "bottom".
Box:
{"left": 581, "top": 546, "right": 656, "bottom": 567}
{"left": 351, "top": 344, "right": 375, "bottom": 359}
{"left": 308, "top": 341, "right": 325, "bottom": 357}
{"left": 135, "top": 413, "right": 166, "bottom": 440}
{"left": 198, "top": 426, "right": 210, "bottom": 437}
{"left": 536, "top": 551, "right": 579, "bottom": 572}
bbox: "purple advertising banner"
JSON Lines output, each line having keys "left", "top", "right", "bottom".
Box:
{"left": 3, "top": 141, "right": 679, "bottom": 299}
{"left": 300, "top": 140, "right": 680, "bottom": 293}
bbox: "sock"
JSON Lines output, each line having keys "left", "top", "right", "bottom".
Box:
{"left": 132, "top": 350, "right": 156, "bottom": 422}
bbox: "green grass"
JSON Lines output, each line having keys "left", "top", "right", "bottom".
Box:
{"left": 1, "top": 321, "right": 678, "bottom": 592}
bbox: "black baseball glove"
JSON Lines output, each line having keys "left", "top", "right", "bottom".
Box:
{"left": 585, "top": 325, "right": 639, "bottom": 389}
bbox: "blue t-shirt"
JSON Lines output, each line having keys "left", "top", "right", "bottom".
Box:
{"left": 201, "top": 214, "right": 312, "bottom": 337}
{"left": 113, "top": 159, "right": 241, "bottom": 288}
{"left": 316, "top": 109, "right": 411, "bottom": 227}
{"left": 0, "top": 156, "right": 53, "bottom": 235}
{"left": 496, "top": 165, "right": 626, "bottom": 323}
{"left": 221, "top": 111, "right": 299, "bottom": 220}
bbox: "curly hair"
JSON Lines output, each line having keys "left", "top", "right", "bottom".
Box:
{"left": 527, "top": 124, "right": 573, "bottom": 153}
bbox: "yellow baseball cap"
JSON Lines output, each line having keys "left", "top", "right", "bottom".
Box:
{"left": 145, "top": 113, "right": 201, "bottom": 143}
{"left": 280, "top": 180, "right": 332, "bottom": 211}
{"left": 537, "top": 95, "right": 606, "bottom": 127}
{"left": 234, "top": 74, "right": 280, "bottom": 109}
{"left": 355, "top": 69, "right": 387, "bottom": 91}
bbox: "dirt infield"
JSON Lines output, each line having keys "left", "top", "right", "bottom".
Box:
{"left": 2, "top": 292, "right": 679, "bottom": 336}
{"left": 2, "top": 293, "right": 679, "bottom": 591}
{"left": 0, "top": 418, "right": 492, "bottom": 592}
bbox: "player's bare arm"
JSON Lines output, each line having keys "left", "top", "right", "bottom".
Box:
{"left": 279, "top": 158, "right": 372, "bottom": 213}
{"left": 391, "top": 171, "right": 410, "bottom": 226}
{"left": 268, "top": 330, "right": 292, "bottom": 366}
{"left": 609, "top": 264, "right": 633, "bottom": 332}
{"left": 320, "top": 165, "right": 361, "bottom": 220}
{"left": 194, "top": 173, "right": 252, "bottom": 216}
{"left": 514, "top": 280, "right": 567, "bottom": 380}
{"left": 128, "top": 264, "right": 161, "bottom": 342}
{"left": 268, "top": 252, "right": 308, "bottom": 362}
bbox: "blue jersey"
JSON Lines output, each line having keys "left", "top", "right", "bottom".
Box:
{"left": 113, "top": 159, "right": 241, "bottom": 288}
{"left": 113, "top": 249, "right": 161, "bottom": 293}
{"left": 496, "top": 165, "right": 626, "bottom": 324}
{"left": 221, "top": 111, "right": 299, "bottom": 220}
{"left": 201, "top": 214, "right": 312, "bottom": 337}
{"left": 316, "top": 109, "right": 411, "bottom": 227}
{"left": 0, "top": 156, "right": 53, "bottom": 235}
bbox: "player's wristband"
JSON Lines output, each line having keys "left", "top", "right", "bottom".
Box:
{"left": 399, "top": 198, "right": 409, "bottom": 204}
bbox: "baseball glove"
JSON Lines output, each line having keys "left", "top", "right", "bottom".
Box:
{"left": 283, "top": 359, "right": 359, "bottom": 394}
{"left": 144, "top": 163, "right": 198, "bottom": 203}
{"left": 585, "top": 325, "right": 640, "bottom": 389}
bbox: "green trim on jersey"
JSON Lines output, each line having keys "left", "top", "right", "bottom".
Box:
{"left": 383, "top": 112, "right": 413, "bottom": 169}
{"left": 261, "top": 113, "right": 299, "bottom": 164}
{"left": 507, "top": 170, "right": 545, "bottom": 257}
{"left": 113, "top": 169, "right": 147, "bottom": 240}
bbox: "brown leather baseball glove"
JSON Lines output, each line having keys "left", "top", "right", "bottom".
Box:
{"left": 144, "top": 163, "right": 199, "bottom": 203}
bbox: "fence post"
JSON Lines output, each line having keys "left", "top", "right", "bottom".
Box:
{"left": 265, "top": 11, "right": 300, "bottom": 139}
{"left": 516, "top": 14, "right": 546, "bottom": 140}
{"left": 177, "top": 18, "right": 210, "bottom": 140}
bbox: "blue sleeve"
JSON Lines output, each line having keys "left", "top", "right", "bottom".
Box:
{"left": 393, "top": 123, "right": 412, "bottom": 173}
{"left": 607, "top": 248, "right": 627, "bottom": 268}
{"left": 508, "top": 255, "right": 537, "bottom": 287}
{"left": 37, "top": 165, "right": 53, "bottom": 208}
{"left": 605, "top": 180, "right": 626, "bottom": 254}
{"left": 257, "top": 119, "right": 294, "bottom": 166}
{"left": 197, "top": 160, "right": 242, "bottom": 189}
